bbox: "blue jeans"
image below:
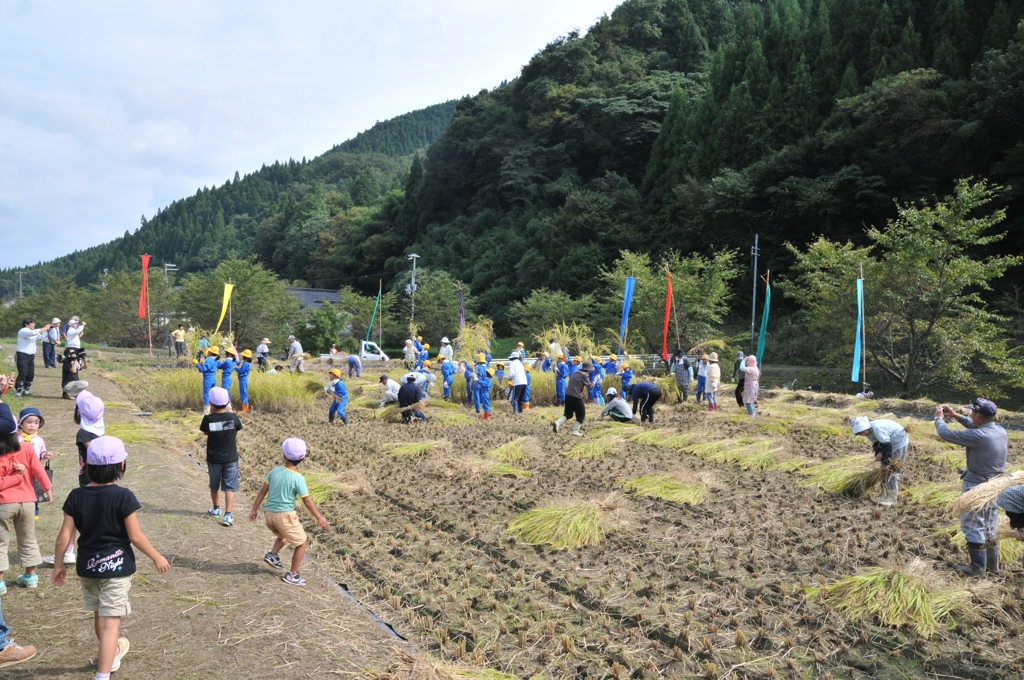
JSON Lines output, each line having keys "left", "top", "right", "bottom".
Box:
{"left": 696, "top": 376, "right": 706, "bottom": 403}
{"left": 746, "top": 403, "right": 756, "bottom": 416}
{"left": 42, "top": 342, "right": 57, "bottom": 368}
{"left": 208, "top": 462, "right": 240, "bottom": 492}
{"left": 0, "top": 595, "right": 9, "bottom": 649}
{"left": 961, "top": 478, "right": 1000, "bottom": 544}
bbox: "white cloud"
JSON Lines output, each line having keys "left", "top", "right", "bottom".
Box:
{"left": 0, "top": 0, "right": 622, "bottom": 268}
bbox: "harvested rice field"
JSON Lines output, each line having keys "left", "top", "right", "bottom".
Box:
{"left": 117, "top": 361, "right": 1024, "bottom": 679}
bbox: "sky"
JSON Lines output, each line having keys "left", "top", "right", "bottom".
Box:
{"left": 0, "top": 0, "right": 623, "bottom": 269}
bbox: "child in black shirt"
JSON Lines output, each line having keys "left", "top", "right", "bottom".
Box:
{"left": 199, "top": 387, "right": 242, "bottom": 527}
{"left": 53, "top": 435, "right": 169, "bottom": 677}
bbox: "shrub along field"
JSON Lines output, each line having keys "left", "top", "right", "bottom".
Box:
{"left": 107, "top": 356, "right": 1024, "bottom": 679}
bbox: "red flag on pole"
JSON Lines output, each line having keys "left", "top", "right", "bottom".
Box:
{"left": 662, "top": 269, "right": 673, "bottom": 361}
{"left": 138, "top": 254, "right": 151, "bottom": 319}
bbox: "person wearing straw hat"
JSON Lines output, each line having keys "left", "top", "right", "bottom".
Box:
{"left": 324, "top": 369, "right": 349, "bottom": 425}
{"left": 599, "top": 388, "right": 634, "bottom": 422}
{"left": 934, "top": 398, "right": 1008, "bottom": 576}
{"left": 851, "top": 416, "right": 908, "bottom": 506}
{"left": 255, "top": 338, "right": 271, "bottom": 372}
{"left": 704, "top": 353, "right": 721, "bottom": 411}
{"left": 196, "top": 346, "right": 220, "bottom": 414}
{"left": 236, "top": 350, "right": 253, "bottom": 413}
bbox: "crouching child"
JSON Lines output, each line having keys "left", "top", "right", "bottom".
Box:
{"left": 249, "top": 438, "right": 329, "bottom": 586}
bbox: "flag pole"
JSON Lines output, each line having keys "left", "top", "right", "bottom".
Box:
{"left": 860, "top": 263, "right": 866, "bottom": 395}
{"left": 146, "top": 267, "right": 153, "bottom": 356}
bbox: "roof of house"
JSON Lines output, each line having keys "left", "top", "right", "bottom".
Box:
{"left": 286, "top": 288, "right": 340, "bottom": 309}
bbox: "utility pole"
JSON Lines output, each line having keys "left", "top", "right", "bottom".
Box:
{"left": 750, "top": 234, "right": 760, "bottom": 351}
{"left": 406, "top": 253, "right": 420, "bottom": 323}
{"left": 16, "top": 271, "right": 24, "bottom": 299}
{"left": 163, "top": 263, "right": 178, "bottom": 284}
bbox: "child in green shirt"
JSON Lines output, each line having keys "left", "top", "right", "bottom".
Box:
{"left": 248, "top": 438, "right": 328, "bottom": 586}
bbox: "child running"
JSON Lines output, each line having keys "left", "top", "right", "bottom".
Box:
{"left": 0, "top": 404, "right": 52, "bottom": 591}
{"left": 248, "top": 438, "right": 329, "bottom": 586}
{"left": 200, "top": 387, "right": 242, "bottom": 526}
{"left": 53, "top": 435, "right": 170, "bottom": 678}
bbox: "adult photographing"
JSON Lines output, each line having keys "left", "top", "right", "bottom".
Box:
{"left": 64, "top": 317, "right": 85, "bottom": 349}
{"left": 42, "top": 318, "right": 61, "bottom": 368}
{"left": 934, "top": 398, "right": 1008, "bottom": 576}
{"left": 506, "top": 353, "right": 528, "bottom": 414}
{"left": 553, "top": 360, "right": 594, "bottom": 436}
{"left": 14, "top": 318, "right": 53, "bottom": 398}
{"left": 60, "top": 347, "right": 90, "bottom": 400}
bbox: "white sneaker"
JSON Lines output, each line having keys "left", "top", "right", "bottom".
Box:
{"left": 41, "top": 555, "right": 55, "bottom": 565}
{"left": 64, "top": 549, "right": 76, "bottom": 564}
{"left": 110, "top": 637, "right": 129, "bottom": 672}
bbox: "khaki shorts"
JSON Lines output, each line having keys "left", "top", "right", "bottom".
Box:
{"left": 265, "top": 511, "right": 307, "bottom": 547}
{"left": 81, "top": 576, "right": 133, "bottom": 617}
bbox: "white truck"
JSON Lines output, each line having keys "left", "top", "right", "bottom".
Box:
{"left": 358, "top": 341, "right": 389, "bottom": 362}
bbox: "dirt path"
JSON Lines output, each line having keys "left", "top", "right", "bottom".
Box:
{"left": 1, "top": 362, "right": 398, "bottom": 679}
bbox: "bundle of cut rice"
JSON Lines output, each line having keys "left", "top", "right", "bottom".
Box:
{"left": 952, "top": 471, "right": 1024, "bottom": 514}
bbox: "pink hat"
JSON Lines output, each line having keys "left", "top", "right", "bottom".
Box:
{"left": 744, "top": 356, "right": 757, "bottom": 366}
{"left": 86, "top": 436, "right": 128, "bottom": 465}
{"left": 282, "top": 438, "right": 306, "bottom": 461}
{"left": 76, "top": 391, "right": 105, "bottom": 436}
{"left": 209, "top": 387, "right": 231, "bottom": 407}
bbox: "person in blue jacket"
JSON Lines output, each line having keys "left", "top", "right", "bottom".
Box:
{"left": 417, "top": 360, "right": 436, "bottom": 398}
{"left": 473, "top": 354, "right": 488, "bottom": 413}
{"left": 417, "top": 343, "right": 430, "bottom": 368}
{"left": 630, "top": 382, "right": 662, "bottom": 423}
{"left": 413, "top": 335, "right": 423, "bottom": 352}
{"left": 440, "top": 356, "right": 456, "bottom": 400}
{"left": 540, "top": 352, "right": 552, "bottom": 372}
{"left": 462, "top": 361, "right": 475, "bottom": 406}
{"left": 236, "top": 349, "right": 253, "bottom": 413}
{"left": 603, "top": 354, "right": 618, "bottom": 375}
{"left": 347, "top": 353, "right": 362, "bottom": 377}
{"left": 555, "top": 355, "right": 568, "bottom": 406}
{"left": 218, "top": 348, "right": 237, "bottom": 391}
{"left": 494, "top": 363, "right": 505, "bottom": 387}
{"left": 477, "top": 368, "right": 494, "bottom": 420}
{"left": 619, "top": 362, "right": 634, "bottom": 397}
{"left": 324, "top": 368, "right": 349, "bottom": 425}
{"left": 523, "top": 364, "right": 532, "bottom": 410}
{"left": 588, "top": 358, "right": 604, "bottom": 405}
{"left": 568, "top": 355, "right": 581, "bottom": 377}
{"left": 196, "top": 346, "right": 220, "bottom": 413}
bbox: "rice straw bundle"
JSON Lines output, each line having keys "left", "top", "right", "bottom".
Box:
{"left": 630, "top": 429, "right": 674, "bottom": 446}
{"left": 797, "top": 456, "right": 885, "bottom": 497}
{"left": 806, "top": 558, "right": 973, "bottom": 638}
{"left": 465, "top": 459, "right": 533, "bottom": 478}
{"left": 383, "top": 440, "right": 449, "bottom": 458}
{"left": 952, "top": 471, "right": 1024, "bottom": 514}
{"left": 903, "top": 481, "right": 961, "bottom": 508}
{"left": 304, "top": 378, "right": 326, "bottom": 395}
{"left": 487, "top": 437, "right": 541, "bottom": 462}
{"left": 507, "top": 504, "right": 604, "bottom": 550}
{"left": 774, "top": 457, "right": 815, "bottom": 472}
{"left": 358, "top": 651, "right": 519, "bottom": 680}
{"left": 622, "top": 473, "right": 709, "bottom": 505}
{"left": 564, "top": 437, "right": 622, "bottom": 459}
{"left": 304, "top": 471, "right": 371, "bottom": 503}
{"left": 428, "top": 411, "right": 475, "bottom": 426}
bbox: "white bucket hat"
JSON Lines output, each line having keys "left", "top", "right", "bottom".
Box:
{"left": 851, "top": 416, "right": 871, "bottom": 434}
{"left": 51, "top": 317, "right": 61, "bottom": 324}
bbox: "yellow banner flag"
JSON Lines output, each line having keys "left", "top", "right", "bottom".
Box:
{"left": 214, "top": 283, "right": 234, "bottom": 334}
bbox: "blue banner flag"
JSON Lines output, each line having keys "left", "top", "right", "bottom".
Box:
{"left": 851, "top": 278, "right": 863, "bottom": 382}
{"left": 619, "top": 277, "right": 636, "bottom": 353}
{"left": 365, "top": 283, "right": 381, "bottom": 342}
{"left": 756, "top": 284, "right": 771, "bottom": 366}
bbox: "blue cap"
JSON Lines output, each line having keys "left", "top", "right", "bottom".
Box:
{"left": 17, "top": 407, "right": 44, "bottom": 429}
{"left": 970, "top": 398, "right": 997, "bottom": 417}
{"left": 0, "top": 405, "right": 17, "bottom": 436}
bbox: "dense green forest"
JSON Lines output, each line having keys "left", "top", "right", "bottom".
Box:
{"left": 0, "top": 100, "right": 458, "bottom": 296}
{"left": 7, "top": 0, "right": 1024, "bottom": 342}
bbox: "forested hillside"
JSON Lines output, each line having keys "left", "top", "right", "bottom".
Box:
{"left": 8, "top": 0, "right": 1024, "bottom": 340}
{"left": 0, "top": 100, "right": 458, "bottom": 296}
{"left": 317, "top": 0, "right": 1023, "bottom": 332}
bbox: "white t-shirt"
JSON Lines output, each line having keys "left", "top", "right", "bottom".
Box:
{"left": 66, "top": 325, "right": 84, "bottom": 348}
{"left": 507, "top": 360, "right": 527, "bottom": 386}
{"left": 16, "top": 328, "right": 44, "bottom": 354}
{"left": 384, "top": 378, "right": 401, "bottom": 396}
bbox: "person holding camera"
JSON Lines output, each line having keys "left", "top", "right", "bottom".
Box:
{"left": 14, "top": 318, "right": 53, "bottom": 398}
{"left": 60, "top": 348, "right": 89, "bottom": 400}
{"left": 65, "top": 317, "right": 85, "bottom": 349}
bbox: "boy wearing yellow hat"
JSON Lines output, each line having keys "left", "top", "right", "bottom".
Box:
{"left": 237, "top": 350, "right": 253, "bottom": 413}
{"left": 478, "top": 368, "right": 494, "bottom": 420}
{"left": 555, "top": 355, "right": 568, "bottom": 405}
{"left": 603, "top": 354, "right": 618, "bottom": 376}
{"left": 472, "top": 353, "right": 488, "bottom": 414}
{"left": 196, "top": 346, "right": 220, "bottom": 414}
{"left": 324, "top": 369, "right": 349, "bottom": 425}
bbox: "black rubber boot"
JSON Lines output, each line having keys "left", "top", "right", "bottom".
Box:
{"left": 340, "top": 415, "right": 349, "bottom": 426}
{"left": 954, "top": 543, "right": 987, "bottom": 576}
{"left": 986, "top": 543, "right": 1000, "bottom": 575}
{"left": 328, "top": 413, "right": 335, "bottom": 424}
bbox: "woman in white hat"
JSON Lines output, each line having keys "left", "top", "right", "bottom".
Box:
{"left": 704, "top": 352, "right": 721, "bottom": 411}
{"left": 851, "top": 415, "right": 908, "bottom": 506}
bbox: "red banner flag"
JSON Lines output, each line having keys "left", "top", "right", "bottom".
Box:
{"left": 662, "top": 269, "right": 673, "bottom": 361}
{"left": 138, "top": 254, "right": 151, "bottom": 319}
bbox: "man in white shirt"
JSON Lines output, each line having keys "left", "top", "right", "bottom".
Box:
{"left": 287, "top": 335, "right": 304, "bottom": 374}
{"left": 15, "top": 317, "right": 52, "bottom": 397}
{"left": 65, "top": 317, "right": 85, "bottom": 349}
{"left": 378, "top": 374, "right": 401, "bottom": 405}
{"left": 506, "top": 354, "right": 528, "bottom": 414}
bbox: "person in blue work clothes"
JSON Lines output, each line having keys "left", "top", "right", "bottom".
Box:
{"left": 934, "top": 398, "right": 1008, "bottom": 576}
{"left": 417, "top": 344, "right": 430, "bottom": 369}
{"left": 555, "top": 355, "right": 568, "bottom": 406}
{"left": 196, "top": 345, "right": 220, "bottom": 414}
{"left": 630, "top": 381, "right": 662, "bottom": 423}
{"left": 347, "top": 352, "right": 362, "bottom": 378}
{"left": 568, "top": 356, "right": 581, "bottom": 377}
{"left": 523, "top": 364, "right": 532, "bottom": 410}
{"left": 603, "top": 354, "right": 618, "bottom": 376}
{"left": 440, "top": 356, "right": 456, "bottom": 401}
{"left": 587, "top": 358, "right": 604, "bottom": 405}
{"left": 477, "top": 368, "right": 494, "bottom": 420}
{"left": 417, "top": 361, "right": 436, "bottom": 398}
{"left": 619, "top": 362, "right": 634, "bottom": 398}
{"left": 851, "top": 416, "right": 908, "bottom": 507}
{"left": 494, "top": 363, "right": 506, "bottom": 386}
{"left": 461, "top": 361, "right": 475, "bottom": 406}
{"left": 473, "top": 353, "right": 488, "bottom": 413}
{"left": 324, "top": 369, "right": 349, "bottom": 425}
{"left": 236, "top": 349, "right": 253, "bottom": 413}
{"left": 218, "top": 348, "right": 237, "bottom": 391}
{"left": 539, "top": 352, "right": 551, "bottom": 372}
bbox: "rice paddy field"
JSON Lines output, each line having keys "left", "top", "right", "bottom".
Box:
{"left": 109, "top": 358, "right": 1024, "bottom": 679}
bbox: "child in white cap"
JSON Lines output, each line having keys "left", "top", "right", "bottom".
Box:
{"left": 53, "top": 435, "right": 170, "bottom": 679}
{"left": 851, "top": 415, "right": 909, "bottom": 506}
{"left": 248, "top": 438, "right": 329, "bottom": 586}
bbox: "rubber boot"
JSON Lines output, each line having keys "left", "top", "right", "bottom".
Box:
{"left": 873, "top": 487, "right": 897, "bottom": 507}
{"left": 571, "top": 421, "right": 583, "bottom": 437}
{"left": 553, "top": 416, "right": 566, "bottom": 434}
{"left": 328, "top": 412, "right": 335, "bottom": 424}
{"left": 240, "top": 404, "right": 249, "bottom": 413}
{"left": 483, "top": 412, "right": 490, "bottom": 421}
{"left": 340, "top": 415, "right": 349, "bottom": 426}
{"left": 954, "top": 543, "right": 987, "bottom": 576}
{"left": 986, "top": 543, "right": 1000, "bottom": 575}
